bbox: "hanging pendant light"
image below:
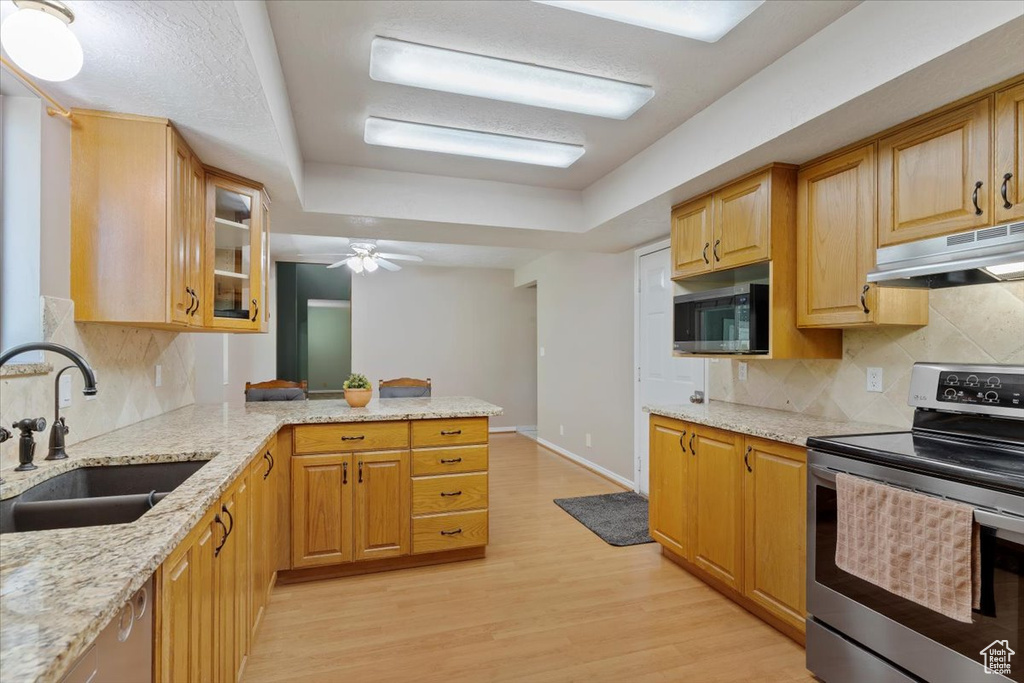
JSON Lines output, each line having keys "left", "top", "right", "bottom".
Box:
{"left": 1, "top": 0, "right": 83, "bottom": 82}
{"left": 362, "top": 256, "right": 379, "bottom": 273}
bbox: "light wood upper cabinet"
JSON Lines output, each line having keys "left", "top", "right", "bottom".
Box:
{"left": 71, "top": 109, "right": 268, "bottom": 332}
{"left": 714, "top": 171, "right": 771, "bottom": 269}
{"left": 648, "top": 416, "right": 692, "bottom": 559}
{"left": 204, "top": 173, "right": 264, "bottom": 332}
{"left": 354, "top": 450, "right": 411, "bottom": 561}
{"left": 797, "top": 144, "right": 928, "bottom": 328}
{"left": 259, "top": 196, "right": 272, "bottom": 332}
{"left": 742, "top": 438, "right": 807, "bottom": 634}
{"left": 878, "top": 97, "right": 993, "bottom": 246}
{"left": 692, "top": 426, "right": 743, "bottom": 592}
{"left": 291, "top": 453, "right": 354, "bottom": 569}
{"left": 671, "top": 196, "right": 713, "bottom": 278}
{"left": 996, "top": 82, "right": 1024, "bottom": 223}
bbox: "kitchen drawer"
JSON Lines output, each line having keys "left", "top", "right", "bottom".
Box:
{"left": 411, "top": 417, "right": 488, "bottom": 448}
{"left": 293, "top": 421, "right": 409, "bottom": 454}
{"left": 413, "top": 510, "right": 488, "bottom": 554}
{"left": 412, "top": 473, "right": 488, "bottom": 515}
{"left": 412, "top": 445, "right": 488, "bottom": 476}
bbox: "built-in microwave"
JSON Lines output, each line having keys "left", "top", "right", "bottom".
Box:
{"left": 673, "top": 283, "right": 769, "bottom": 354}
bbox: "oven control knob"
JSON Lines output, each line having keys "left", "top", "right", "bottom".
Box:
{"left": 946, "top": 374, "right": 959, "bottom": 385}
{"left": 966, "top": 375, "right": 980, "bottom": 387}
{"left": 944, "top": 388, "right": 958, "bottom": 398}
{"left": 985, "top": 391, "right": 999, "bottom": 403}
{"left": 986, "top": 376, "right": 1002, "bottom": 388}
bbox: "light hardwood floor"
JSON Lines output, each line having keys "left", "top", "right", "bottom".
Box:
{"left": 244, "top": 434, "right": 812, "bottom": 682}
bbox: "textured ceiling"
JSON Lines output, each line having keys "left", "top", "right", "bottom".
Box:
{"left": 266, "top": 0, "right": 859, "bottom": 190}
{"left": 270, "top": 233, "right": 545, "bottom": 270}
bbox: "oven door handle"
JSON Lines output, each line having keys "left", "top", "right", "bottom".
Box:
{"left": 975, "top": 509, "right": 1024, "bottom": 545}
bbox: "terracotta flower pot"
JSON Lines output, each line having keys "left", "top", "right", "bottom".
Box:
{"left": 344, "top": 388, "right": 372, "bottom": 408}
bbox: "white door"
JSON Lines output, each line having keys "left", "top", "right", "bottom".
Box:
{"left": 636, "top": 247, "right": 704, "bottom": 495}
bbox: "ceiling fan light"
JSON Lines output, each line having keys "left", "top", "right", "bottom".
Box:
{"left": 346, "top": 256, "right": 364, "bottom": 273}
{"left": 363, "top": 256, "right": 379, "bottom": 273}
{"left": 1, "top": 0, "right": 83, "bottom": 82}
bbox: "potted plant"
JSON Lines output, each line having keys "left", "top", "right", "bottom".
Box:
{"left": 343, "top": 373, "right": 372, "bottom": 408}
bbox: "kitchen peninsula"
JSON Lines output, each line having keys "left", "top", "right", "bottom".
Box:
{"left": 0, "top": 396, "right": 502, "bottom": 683}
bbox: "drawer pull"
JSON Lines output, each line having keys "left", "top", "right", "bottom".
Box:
{"left": 440, "top": 490, "right": 462, "bottom": 497}
{"left": 440, "top": 429, "right": 462, "bottom": 436}
{"left": 342, "top": 461, "right": 348, "bottom": 484}
{"left": 341, "top": 435, "right": 365, "bottom": 441}
{"left": 440, "top": 528, "right": 463, "bottom": 536}
{"left": 440, "top": 457, "right": 463, "bottom": 464}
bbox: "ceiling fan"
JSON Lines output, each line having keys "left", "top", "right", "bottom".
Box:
{"left": 299, "top": 241, "right": 423, "bottom": 273}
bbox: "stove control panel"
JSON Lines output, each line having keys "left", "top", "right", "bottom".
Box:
{"left": 909, "top": 363, "right": 1024, "bottom": 419}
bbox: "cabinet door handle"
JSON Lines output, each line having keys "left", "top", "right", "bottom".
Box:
{"left": 1002, "top": 173, "right": 1014, "bottom": 210}
{"left": 185, "top": 288, "right": 195, "bottom": 315}
{"left": 358, "top": 461, "right": 363, "bottom": 483}
{"left": 440, "top": 457, "right": 462, "bottom": 464}
{"left": 713, "top": 239, "right": 721, "bottom": 262}
{"left": 214, "top": 514, "right": 227, "bottom": 557}
{"left": 341, "top": 435, "right": 365, "bottom": 441}
{"left": 440, "top": 490, "right": 462, "bottom": 497}
{"left": 860, "top": 284, "right": 871, "bottom": 315}
{"left": 440, "top": 528, "right": 462, "bottom": 536}
{"left": 251, "top": 299, "right": 259, "bottom": 322}
{"left": 342, "top": 461, "right": 348, "bottom": 485}
{"left": 192, "top": 291, "right": 200, "bottom": 317}
{"left": 689, "top": 432, "right": 696, "bottom": 456}
{"left": 268, "top": 451, "right": 275, "bottom": 472}
{"left": 744, "top": 446, "right": 753, "bottom": 473}
{"left": 679, "top": 430, "right": 686, "bottom": 451}
{"left": 972, "top": 180, "right": 983, "bottom": 216}
{"left": 263, "top": 451, "right": 272, "bottom": 480}
{"left": 702, "top": 243, "right": 710, "bottom": 265}
{"left": 221, "top": 504, "right": 234, "bottom": 539}
{"left": 440, "top": 429, "right": 462, "bottom": 436}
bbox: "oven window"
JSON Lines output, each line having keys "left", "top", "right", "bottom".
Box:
{"left": 815, "top": 485, "right": 1024, "bottom": 681}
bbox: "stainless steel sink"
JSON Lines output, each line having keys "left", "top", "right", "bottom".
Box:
{"left": 0, "top": 460, "right": 208, "bottom": 533}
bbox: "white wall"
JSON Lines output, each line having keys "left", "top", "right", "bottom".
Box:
{"left": 351, "top": 266, "right": 537, "bottom": 430}
{"left": 514, "top": 251, "right": 635, "bottom": 483}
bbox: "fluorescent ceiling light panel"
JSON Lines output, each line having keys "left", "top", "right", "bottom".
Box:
{"left": 364, "top": 117, "right": 585, "bottom": 168}
{"left": 534, "top": 1, "right": 765, "bottom": 43}
{"left": 369, "top": 37, "right": 653, "bottom": 120}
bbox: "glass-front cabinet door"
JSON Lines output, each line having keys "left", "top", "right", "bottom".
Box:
{"left": 203, "top": 173, "right": 263, "bottom": 331}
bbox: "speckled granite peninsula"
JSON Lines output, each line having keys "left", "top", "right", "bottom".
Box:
{"left": 0, "top": 397, "right": 502, "bottom": 683}
{"left": 644, "top": 400, "right": 899, "bottom": 446}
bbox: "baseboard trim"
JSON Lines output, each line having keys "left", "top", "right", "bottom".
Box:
{"left": 535, "top": 437, "right": 634, "bottom": 491}
{"left": 489, "top": 426, "right": 517, "bottom": 433}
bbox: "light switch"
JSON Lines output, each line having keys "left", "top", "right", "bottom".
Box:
{"left": 585, "top": 433, "right": 592, "bottom": 448}
{"left": 539, "top": 346, "right": 546, "bottom": 357}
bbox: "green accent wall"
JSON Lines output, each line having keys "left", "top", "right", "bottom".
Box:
{"left": 276, "top": 262, "right": 351, "bottom": 383}
{"left": 307, "top": 304, "right": 352, "bottom": 391}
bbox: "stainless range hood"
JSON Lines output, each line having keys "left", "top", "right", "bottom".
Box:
{"left": 868, "top": 220, "right": 1024, "bottom": 288}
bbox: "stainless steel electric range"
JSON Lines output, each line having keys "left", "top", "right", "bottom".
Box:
{"left": 806, "top": 362, "right": 1024, "bottom": 683}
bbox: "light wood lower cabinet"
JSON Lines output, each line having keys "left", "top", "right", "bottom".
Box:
{"left": 648, "top": 415, "right": 807, "bottom": 642}
{"left": 648, "top": 416, "right": 691, "bottom": 559}
{"left": 158, "top": 439, "right": 279, "bottom": 683}
{"left": 291, "top": 453, "right": 354, "bottom": 568}
{"left": 692, "top": 426, "right": 744, "bottom": 591}
{"left": 354, "top": 451, "right": 410, "bottom": 561}
{"left": 743, "top": 438, "right": 807, "bottom": 633}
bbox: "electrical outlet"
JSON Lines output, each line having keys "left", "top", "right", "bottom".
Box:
{"left": 539, "top": 346, "right": 545, "bottom": 357}
{"left": 59, "top": 373, "right": 72, "bottom": 408}
{"left": 866, "top": 367, "right": 884, "bottom": 393}
{"left": 586, "top": 433, "right": 592, "bottom": 448}
{"left": 738, "top": 362, "right": 748, "bottom": 381}
{"left": 155, "top": 364, "right": 162, "bottom": 388}
{"left": 559, "top": 424, "right": 564, "bottom": 436}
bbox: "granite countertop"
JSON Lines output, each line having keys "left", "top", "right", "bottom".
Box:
{"left": 0, "top": 397, "right": 502, "bottom": 683}
{"left": 644, "top": 400, "right": 902, "bottom": 446}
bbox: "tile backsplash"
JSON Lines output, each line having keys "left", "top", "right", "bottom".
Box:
{"left": 0, "top": 297, "right": 195, "bottom": 469}
{"left": 709, "top": 282, "right": 1024, "bottom": 428}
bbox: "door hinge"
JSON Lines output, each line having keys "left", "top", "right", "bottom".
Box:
{"left": 637, "top": 366, "right": 641, "bottom": 382}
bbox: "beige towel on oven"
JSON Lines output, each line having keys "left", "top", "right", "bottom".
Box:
{"left": 835, "top": 473, "right": 980, "bottom": 623}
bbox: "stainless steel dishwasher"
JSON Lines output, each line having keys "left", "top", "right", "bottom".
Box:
{"left": 60, "top": 576, "right": 153, "bottom": 683}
